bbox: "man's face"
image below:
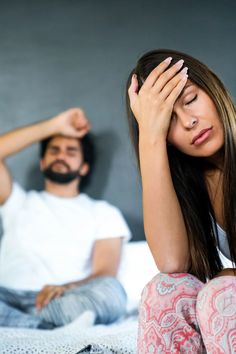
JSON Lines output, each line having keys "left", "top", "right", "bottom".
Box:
{"left": 40, "top": 136, "right": 88, "bottom": 184}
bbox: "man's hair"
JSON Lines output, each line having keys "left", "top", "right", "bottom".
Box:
{"left": 40, "top": 133, "right": 95, "bottom": 190}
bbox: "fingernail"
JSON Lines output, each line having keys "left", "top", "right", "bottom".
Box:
{"left": 176, "top": 59, "right": 184, "bottom": 67}
{"left": 181, "top": 67, "right": 188, "bottom": 75}
{"left": 164, "top": 57, "right": 172, "bottom": 63}
{"left": 132, "top": 74, "right": 137, "bottom": 79}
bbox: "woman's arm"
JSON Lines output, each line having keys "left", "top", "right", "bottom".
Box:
{"left": 128, "top": 58, "right": 190, "bottom": 273}
{"left": 214, "top": 268, "right": 236, "bottom": 277}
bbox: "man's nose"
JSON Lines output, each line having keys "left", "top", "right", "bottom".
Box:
{"left": 55, "top": 151, "right": 67, "bottom": 160}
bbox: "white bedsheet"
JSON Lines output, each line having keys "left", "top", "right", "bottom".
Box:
{"left": 0, "top": 313, "right": 138, "bottom": 354}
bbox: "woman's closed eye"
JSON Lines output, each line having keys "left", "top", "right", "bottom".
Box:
{"left": 185, "top": 94, "right": 197, "bottom": 105}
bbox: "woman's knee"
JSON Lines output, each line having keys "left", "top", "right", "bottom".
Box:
{"left": 139, "top": 273, "right": 203, "bottom": 328}
{"left": 141, "top": 272, "right": 203, "bottom": 304}
{"left": 197, "top": 276, "right": 236, "bottom": 320}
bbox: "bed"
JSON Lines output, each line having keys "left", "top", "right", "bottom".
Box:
{"left": 0, "top": 241, "right": 158, "bottom": 354}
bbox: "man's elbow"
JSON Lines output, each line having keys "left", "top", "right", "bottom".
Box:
{"left": 93, "top": 268, "right": 118, "bottom": 278}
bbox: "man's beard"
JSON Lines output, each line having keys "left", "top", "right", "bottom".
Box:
{"left": 42, "top": 161, "right": 80, "bottom": 184}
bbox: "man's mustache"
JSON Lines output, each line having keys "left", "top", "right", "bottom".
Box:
{"left": 49, "top": 160, "right": 70, "bottom": 170}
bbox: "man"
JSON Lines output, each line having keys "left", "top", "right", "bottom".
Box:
{"left": 0, "top": 108, "right": 131, "bottom": 329}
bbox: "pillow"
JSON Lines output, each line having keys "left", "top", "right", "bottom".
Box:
{"left": 118, "top": 241, "right": 158, "bottom": 312}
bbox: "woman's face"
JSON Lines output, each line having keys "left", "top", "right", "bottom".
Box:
{"left": 167, "top": 81, "right": 224, "bottom": 158}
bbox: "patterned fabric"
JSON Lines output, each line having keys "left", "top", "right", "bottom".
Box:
{"left": 197, "top": 276, "right": 236, "bottom": 353}
{"left": 0, "top": 277, "right": 127, "bottom": 329}
{"left": 138, "top": 273, "right": 236, "bottom": 353}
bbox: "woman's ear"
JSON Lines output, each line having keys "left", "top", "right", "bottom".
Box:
{"left": 79, "top": 163, "right": 90, "bottom": 176}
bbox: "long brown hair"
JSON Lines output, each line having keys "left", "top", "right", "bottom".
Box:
{"left": 126, "top": 49, "right": 236, "bottom": 281}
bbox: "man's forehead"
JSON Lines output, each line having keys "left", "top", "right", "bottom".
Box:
{"left": 48, "top": 135, "right": 81, "bottom": 149}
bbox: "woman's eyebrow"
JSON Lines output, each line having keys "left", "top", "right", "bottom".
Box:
{"left": 179, "top": 83, "right": 194, "bottom": 99}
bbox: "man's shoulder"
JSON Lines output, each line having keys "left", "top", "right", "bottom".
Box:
{"left": 23, "top": 188, "right": 44, "bottom": 200}
{"left": 79, "top": 193, "right": 116, "bottom": 210}
{"left": 13, "top": 185, "right": 48, "bottom": 207}
{"left": 81, "top": 193, "right": 131, "bottom": 239}
{"left": 0, "top": 182, "right": 44, "bottom": 217}
{"left": 12, "top": 182, "right": 43, "bottom": 196}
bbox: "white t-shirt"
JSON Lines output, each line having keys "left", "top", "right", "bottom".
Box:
{"left": 0, "top": 183, "right": 131, "bottom": 291}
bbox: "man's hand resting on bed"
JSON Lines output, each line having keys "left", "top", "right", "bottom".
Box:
{"left": 36, "top": 285, "right": 66, "bottom": 310}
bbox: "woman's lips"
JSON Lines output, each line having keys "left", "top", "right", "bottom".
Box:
{"left": 192, "top": 128, "right": 213, "bottom": 146}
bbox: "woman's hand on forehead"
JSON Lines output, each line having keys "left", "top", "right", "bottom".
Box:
{"left": 128, "top": 57, "right": 188, "bottom": 141}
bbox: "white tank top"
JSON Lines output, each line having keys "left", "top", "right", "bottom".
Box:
{"left": 216, "top": 223, "right": 231, "bottom": 259}
{"left": 215, "top": 223, "right": 234, "bottom": 268}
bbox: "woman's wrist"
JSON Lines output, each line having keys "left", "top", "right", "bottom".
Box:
{"left": 139, "top": 131, "right": 167, "bottom": 149}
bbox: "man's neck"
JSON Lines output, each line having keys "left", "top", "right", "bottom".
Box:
{"left": 44, "top": 180, "right": 80, "bottom": 198}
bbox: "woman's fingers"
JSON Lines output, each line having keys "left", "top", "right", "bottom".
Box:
{"left": 127, "top": 58, "right": 188, "bottom": 134}
{"left": 166, "top": 74, "right": 188, "bottom": 105}
{"left": 151, "top": 59, "right": 185, "bottom": 94}
{"left": 160, "top": 67, "right": 188, "bottom": 101}
{"left": 141, "top": 58, "right": 184, "bottom": 94}
{"left": 128, "top": 74, "right": 138, "bottom": 98}
{"left": 142, "top": 57, "right": 173, "bottom": 89}
{"left": 128, "top": 74, "right": 139, "bottom": 112}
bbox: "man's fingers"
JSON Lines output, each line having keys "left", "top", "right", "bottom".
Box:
{"left": 36, "top": 293, "right": 45, "bottom": 310}
{"left": 73, "top": 126, "right": 90, "bottom": 138}
{"left": 44, "top": 287, "right": 65, "bottom": 303}
{"left": 72, "top": 112, "right": 91, "bottom": 135}
{"left": 36, "top": 286, "right": 65, "bottom": 311}
{"left": 75, "top": 120, "right": 91, "bottom": 132}
{"left": 54, "top": 289, "right": 64, "bottom": 299}
{"left": 41, "top": 290, "right": 58, "bottom": 308}
{"left": 36, "top": 287, "right": 54, "bottom": 310}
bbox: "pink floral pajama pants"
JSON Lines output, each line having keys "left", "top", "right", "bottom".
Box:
{"left": 138, "top": 273, "right": 236, "bottom": 353}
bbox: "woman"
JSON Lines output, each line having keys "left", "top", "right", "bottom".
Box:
{"left": 126, "top": 49, "right": 236, "bottom": 353}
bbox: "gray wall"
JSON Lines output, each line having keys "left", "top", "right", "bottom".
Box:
{"left": 0, "top": 0, "right": 235, "bottom": 241}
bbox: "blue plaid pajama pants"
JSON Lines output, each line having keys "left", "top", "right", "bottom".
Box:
{"left": 0, "top": 276, "right": 127, "bottom": 329}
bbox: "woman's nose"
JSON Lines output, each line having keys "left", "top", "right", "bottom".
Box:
{"left": 180, "top": 115, "right": 198, "bottom": 129}
{"left": 187, "top": 117, "right": 198, "bottom": 128}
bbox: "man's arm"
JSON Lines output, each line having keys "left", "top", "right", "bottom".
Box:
{"left": 0, "top": 108, "right": 90, "bottom": 205}
{"left": 35, "top": 237, "right": 123, "bottom": 310}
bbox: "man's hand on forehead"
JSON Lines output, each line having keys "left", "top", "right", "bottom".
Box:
{"left": 53, "top": 108, "right": 91, "bottom": 138}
